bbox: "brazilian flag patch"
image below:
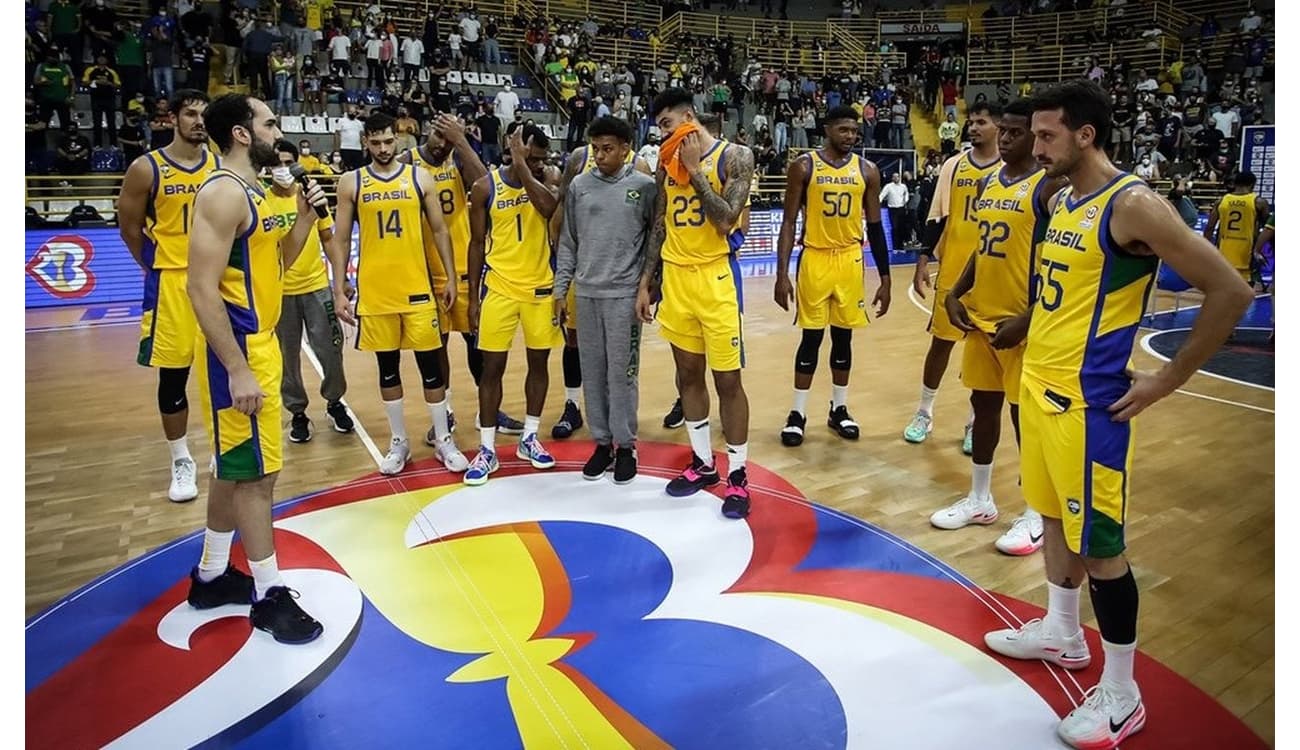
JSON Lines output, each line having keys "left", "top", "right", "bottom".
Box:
{"left": 625, "top": 189, "right": 641, "bottom": 204}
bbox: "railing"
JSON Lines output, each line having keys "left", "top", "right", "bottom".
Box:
{"left": 521, "top": 0, "right": 662, "bottom": 29}
{"left": 876, "top": 7, "right": 978, "bottom": 24}
{"left": 656, "top": 11, "right": 887, "bottom": 77}
{"left": 968, "top": 37, "right": 1183, "bottom": 84}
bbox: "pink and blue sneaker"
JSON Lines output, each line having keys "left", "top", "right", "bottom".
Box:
{"left": 464, "top": 447, "right": 499, "bottom": 486}
{"left": 516, "top": 433, "right": 556, "bottom": 469}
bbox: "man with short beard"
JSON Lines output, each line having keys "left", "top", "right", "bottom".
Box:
{"left": 117, "top": 89, "right": 216, "bottom": 503}
{"left": 183, "top": 93, "right": 330, "bottom": 645}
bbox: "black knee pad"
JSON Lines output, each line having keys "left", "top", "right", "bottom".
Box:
{"left": 563, "top": 344, "right": 582, "bottom": 388}
{"left": 795, "top": 329, "right": 825, "bottom": 375}
{"left": 158, "top": 366, "right": 190, "bottom": 414}
{"left": 829, "top": 326, "right": 852, "bottom": 371}
{"left": 375, "top": 350, "right": 401, "bottom": 388}
{"left": 414, "top": 349, "right": 445, "bottom": 390}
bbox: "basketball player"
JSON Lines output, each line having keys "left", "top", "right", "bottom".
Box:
{"left": 932, "top": 98, "right": 1066, "bottom": 555}
{"left": 1203, "top": 171, "right": 1270, "bottom": 284}
{"left": 184, "top": 93, "right": 331, "bottom": 644}
{"left": 329, "top": 112, "right": 469, "bottom": 475}
{"left": 983, "top": 81, "right": 1253, "bottom": 748}
{"left": 268, "top": 139, "right": 353, "bottom": 443}
{"left": 904, "top": 101, "right": 1003, "bottom": 452}
{"left": 773, "top": 105, "right": 891, "bottom": 446}
{"left": 554, "top": 116, "right": 656, "bottom": 483}
{"left": 547, "top": 126, "right": 652, "bottom": 440}
{"left": 660, "top": 111, "right": 750, "bottom": 431}
{"left": 117, "top": 89, "right": 214, "bottom": 503}
{"left": 400, "top": 114, "right": 526, "bottom": 439}
{"left": 462, "top": 125, "right": 564, "bottom": 486}
{"left": 637, "top": 88, "right": 755, "bottom": 519}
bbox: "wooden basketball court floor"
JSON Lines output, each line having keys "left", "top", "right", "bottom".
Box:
{"left": 24, "top": 270, "right": 1276, "bottom": 745}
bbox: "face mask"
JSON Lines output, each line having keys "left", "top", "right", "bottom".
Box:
{"left": 300, "top": 146, "right": 310, "bottom": 155}
{"left": 271, "top": 166, "right": 295, "bottom": 188}
{"left": 347, "top": 112, "right": 356, "bottom": 118}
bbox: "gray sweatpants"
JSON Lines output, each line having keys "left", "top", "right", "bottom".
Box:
{"left": 277, "top": 287, "right": 347, "bottom": 415}
{"left": 576, "top": 295, "right": 641, "bottom": 447}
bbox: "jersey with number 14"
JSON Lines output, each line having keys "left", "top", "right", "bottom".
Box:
{"left": 800, "top": 151, "right": 868, "bottom": 251}
{"left": 965, "top": 166, "right": 1050, "bottom": 333}
{"left": 354, "top": 163, "right": 435, "bottom": 316}
{"left": 409, "top": 147, "right": 470, "bottom": 287}
{"left": 937, "top": 151, "right": 1001, "bottom": 289}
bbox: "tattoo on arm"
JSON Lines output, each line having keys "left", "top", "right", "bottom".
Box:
{"left": 692, "top": 145, "right": 754, "bottom": 232}
{"left": 642, "top": 172, "right": 667, "bottom": 286}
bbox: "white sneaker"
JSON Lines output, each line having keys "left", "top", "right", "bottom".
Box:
{"left": 379, "top": 437, "right": 411, "bottom": 475}
{"left": 435, "top": 436, "right": 470, "bottom": 473}
{"left": 168, "top": 458, "right": 199, "bottom": 503}
{"left": 1057, "top": 683, "right": 1145, "bottom": 749}
{"left": 996, "top": 511, "right": 1045, "bottom": 555}
{"left": 985, "top": 618, "right": 1092, "bottom": 670}
{"left": 930, "top": 494, "right": 998, "bottom": 530}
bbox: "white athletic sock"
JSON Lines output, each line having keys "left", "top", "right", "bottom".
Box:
{"left": 685, "top": 418, "right": 713, "bottom": 466}
{"left": 384, "top": 399, "right": 407, "bottom": 442}
{"left": 430, "top": 399, "right": 451, "bottom": 442}
{"left": 1045, "top": 582, "right": 1082, "bottom": 639}
{"left": 445, "top": 388, "right": 455, "bottom": 415}
{"left": 249, "top": 552, "right": 286, "bottom": 600}
{"left": 726, "top": 442, "right": 748, "bottom": 476}
{"left": 791, "top": 388, "right": 810, "bottom": 416}
{"left": 967, "top": 407, "right": 975, "bottom": 428}
{"left": 918, "top": 385, "right": 938, "bottom": 417}
{"left": 480, "top": 426, "right": 496, "bottom": 451}
{"left": 971, "top": 462, "right": 993, "bottom": 500}
{"left": 197, "top": 528, "right": 235, "bottom": 582}
{"left": 168, "top": 437, "right": 192, "bottom": 462}
{"left": 524, "top": 415, "right": 541, "bottom": 437}
{"left": 1100, "top": 639, "right": 1139, "bottom": 696}
{"left": 565, "top": 387, "right": 581, "bottom": 403}
{"left": 831, "top": 384, "right": 848, "bottom": 409}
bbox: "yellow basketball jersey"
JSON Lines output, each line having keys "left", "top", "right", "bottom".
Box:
{"left": 1215, "top": 192, "right": 1259, "bottom": 273}
{"left": 409, "top": 147, "right": 471, "bottom": 286}
{"left": 1022, "top": 173, "right": 1157, "bottom": 412}
{"left": 937, "top": 151, "right": 1002, "bottom": 289}
{"left": 263, "top": 183, "right": 335, "bottom": 296}
{"left": 143, "top": 148, "right": 221, "bottom": 270}
{"left": 965, "top": 166, "right": 1051, "bottom": 333}
{"left": 663, "top": 139, "right": 730, "bottom": 266}
{"left": 199, "top": 169, "right": 293, "bottom": 335}
{"left": 353, "top": 163, "right": 435, "bottom": 316}
{"left": 484, "top": 167, "right": 552, "bottom": 302}
{"left": 800, "top": 151, "right": 868, "bottom": 251}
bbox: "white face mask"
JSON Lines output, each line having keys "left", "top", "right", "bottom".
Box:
{"left": 271, "top": 166, "right": 295, "bottom": 188}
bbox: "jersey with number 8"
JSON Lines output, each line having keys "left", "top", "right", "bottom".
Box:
{"left": 937, "top": 151, "right": 1002, "bottom": 290}
{"left": 354, "top": 163, "right": 436, "bottom": 315}
{"left": 409, "top": 147, "right": 471, "bottom": 288}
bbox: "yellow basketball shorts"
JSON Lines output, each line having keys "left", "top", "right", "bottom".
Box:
{"left": 961, "top": 330, "right": 1024, "bottom": 404}
{"left": 196, "top": 329, "right": 283, "bottom": 481}
{"left": 565, "top": 285, "right": 578, "bottom": 331}
{"left": 477, "top": 290, "right": 563, "bottom": 352}
{"left": 357, "top": 306, "right": 443, "bottom": 352}
{"left": 436, "top": 279, "right": 472, "bottom": 334}
{"left": 658, "top": 257, "right": 744, "bottom": 372}
{"left": 795, "top": 247, "right": 868, "bottom": 330}
{"left": 138, "top": 268, "right": 197, "bottom": 368}
{"left": 1019, "top": 385, "right": 1135, "bottom": 559}
{"left": 927, "top": 286, "right": 967, "bottom": 342}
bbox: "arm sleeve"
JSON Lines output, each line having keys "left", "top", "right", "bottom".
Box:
{"left": 866, "top": 220, "right": 890, "bottom": 276}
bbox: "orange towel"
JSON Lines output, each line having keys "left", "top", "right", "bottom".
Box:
{"left": 658, "top": 121, "right": 703, "bottom": 184}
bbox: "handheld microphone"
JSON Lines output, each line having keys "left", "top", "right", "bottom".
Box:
{"left": 289, "top": 163, "right": 329, "bottom": 218}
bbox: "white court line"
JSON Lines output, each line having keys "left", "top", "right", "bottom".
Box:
{"left": 25, "top": 318, "right": 142, "bottom": 333}
{"left": 301, "top": 341, "right": 384, "bottom": 468}
{"left": 1139, "top": 327, "right": 1275, "bottom": 392}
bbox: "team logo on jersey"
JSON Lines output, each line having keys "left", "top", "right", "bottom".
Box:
{"left": 1017, "top": 181, "right": 1032, "bottom": 196}
{"left": 26, "top": 234, "right": 96, "bottom": 299}
{"left": 1085, "top": 206, "right": 1099, "bottom": 221}
{"left": 1067, "top": 498, "right": 1081, "bottom": 514}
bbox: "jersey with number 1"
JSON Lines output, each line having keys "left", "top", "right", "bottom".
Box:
{"left": 142, "top": 148, "right": 221, "bottom": 269}
{"left": 937, "top": 151, "right": 1001, "bottom": 289}
{"left": 354, "top": 163, "right": 434, "bottom": 315}
{"left": 409, "top": 147, "right": 470, "bottom": 288}
{"left": 485, "top": 167, "right": 552, "bottom": 302}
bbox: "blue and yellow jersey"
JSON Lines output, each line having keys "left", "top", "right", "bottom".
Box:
{"left": 1215, "top": 191, "right": 1260, "bottom": 274}
{"left": 484, "top": 166, "right": 552, "bottom": 302}
{"left": 409, "top": 147, "right": 471, "bottom": 286}
{"left": 965, "top": 166, "right": 1051, "bottom": 332}
{"left": 1022, "top": 173, "right": 1158, "bottom": 412}
{"left": 937, "top": 150, "right": 1002, "bottom": 289}
{"left": 142, "top": 148, "right": 221, "bottom": 269}
{"left": 663, "top": 139, "right": 731, "bottom": 266}
{"left": 199, "top": 169, "right": 294, "bottom": 335}
{"left": 800, "top": 151, "right": 869, "bottom": 251}
{"left": 353, "top": 163, "right": 435, "bottom": 315}
{"left": 260, "top": 183, "right": 335, "bottom": 296}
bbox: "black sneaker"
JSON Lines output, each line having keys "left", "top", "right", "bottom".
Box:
{"left": 326, "top": 401, "right": 354, "bottom": 433}
{"left": 827, "top": 404, "right": 860, "bottom": 441}
{"left": 613, "top": 447, "right": 637, "bottom": 484}
{"left": 583, "top": 444, "right": 615, "bottom": 479}
{"left": 662, "top": 398, "right": 685, "bottom": 429}
{"left": 250, "top": 586, "right": 324, "bottom": 645}
{"left": 721, "top": 468, "right": 751, "bottom": 519}
{"left": 551, "top": 400, "right": 584, "bottom": 439}
{"left": 289, "top": 412, "right": 312, "bottom": 443}
{"left": 187, "top": 565, "right": 255, "bottom": 609}
{"left": 665, "top": 454, "right": 720, "bottom": 497}
{"left": 780, "top": 410, "right": 806, "bottom": 447}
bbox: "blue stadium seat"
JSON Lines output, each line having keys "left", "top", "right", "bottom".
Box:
{"left": 91, "top": 147, "right": 124, "bottom": 172}
{"left": 362, "top": 88, "right": 383, "bottom": 106}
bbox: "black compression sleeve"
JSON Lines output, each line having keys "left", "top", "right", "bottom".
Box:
{"left": 865, "top": 221, "right": 890, "bottom": 275}
{"left": 922, "top": 217, "right": 947, "bottom": 258}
